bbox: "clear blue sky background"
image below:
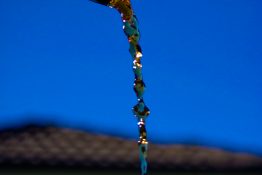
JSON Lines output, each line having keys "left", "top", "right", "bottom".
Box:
{"left": 1, "top": 0, "right": 262, "bottom": 155}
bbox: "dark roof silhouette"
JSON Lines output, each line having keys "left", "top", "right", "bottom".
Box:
{"left": 0, "top": 126, "right": 262, "bottom": 171}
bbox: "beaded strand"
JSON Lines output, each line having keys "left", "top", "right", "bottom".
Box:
{"left": 90, "top": 1, "right": 150, "bottom": 174}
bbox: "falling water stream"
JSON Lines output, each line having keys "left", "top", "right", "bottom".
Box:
{"left": 90, "top": 1, "right": 150, "bottom": 174}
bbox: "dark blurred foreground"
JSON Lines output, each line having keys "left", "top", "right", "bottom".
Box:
{"left": 1, "top": 169, "right": 262, "bottom": 175}
{"left": 0, "top": 126, "right": 262, "bottom": 173}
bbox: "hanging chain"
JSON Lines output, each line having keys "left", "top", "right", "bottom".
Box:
{"left": 90, "top": 1, "right": 150, "bottom": 174}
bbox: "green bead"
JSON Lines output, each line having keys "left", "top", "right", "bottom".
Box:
{"left": 133, "top": 103, "right": 150, "bottom": 118}
{"left": 133, "top": 79, "right": 145, "bottom": 98}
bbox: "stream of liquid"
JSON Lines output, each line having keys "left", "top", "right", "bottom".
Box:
{"left": 90, "top": 1, "right": 150, "bottom": 174}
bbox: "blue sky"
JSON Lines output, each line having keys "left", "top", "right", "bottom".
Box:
{"left": 1, "top": 0, "right": 262, "bottom": 155}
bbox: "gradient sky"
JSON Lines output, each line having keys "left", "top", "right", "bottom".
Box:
{"left": 1, "top": 0, "right": 262, "bottom": 155}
